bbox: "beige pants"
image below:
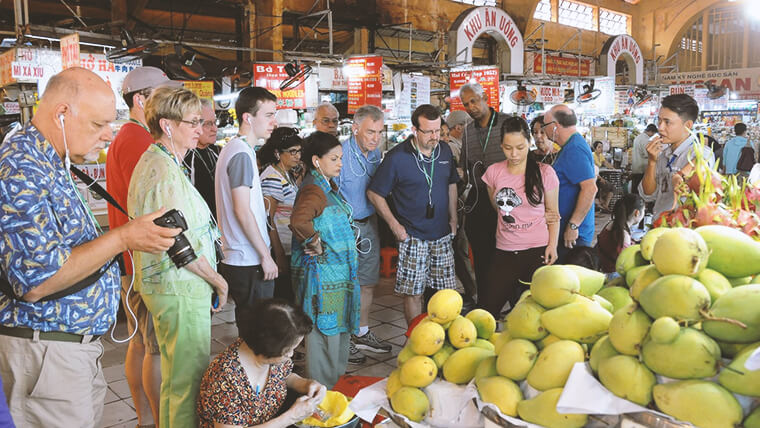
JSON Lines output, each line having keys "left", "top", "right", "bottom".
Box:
{"left": 0, "top": 334, "right": 106, "bottom": 428}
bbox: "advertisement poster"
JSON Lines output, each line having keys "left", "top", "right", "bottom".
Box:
{"left": 60, "top": 33, "right": 80, "bottom": 69}
{"left": 346, "top": 56, "right": 383, "bottom": 114}
{"left": 527, "top": 85, "right": 564, "bottom": 104}
{"left": 398, "top": 74, "right": 431, "bottom": 118}
{"left": 449, "top": 66, "right": 499, "bottom": 111}
{"left": 253, "top": 63, "right": 307, "bottom": 109}
{"left": 182, "top": 81, "right": 214, "bottom": 100}
{"left": 660, "top": 67, "right": 760, "bottom": 100}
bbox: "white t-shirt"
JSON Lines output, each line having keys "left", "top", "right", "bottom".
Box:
{"left": 215, "top": 137, "right": 270, "bottom": 266}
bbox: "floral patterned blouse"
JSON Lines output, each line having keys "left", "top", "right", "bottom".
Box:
{"left": 198, "top": 338, "right": 293, "bottom": 427}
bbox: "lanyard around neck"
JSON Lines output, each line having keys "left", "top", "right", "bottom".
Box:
{"left": 129, "top": 118, "right": 150, "bottom": 133}
{"left": 154, "top": 143, "right": 191, "bottom": 179}
{"left": 413, "top": 141, "right": 437, "bottom": 204}
{"left": 479, "top": 110, "right": 496, "bottom": 153}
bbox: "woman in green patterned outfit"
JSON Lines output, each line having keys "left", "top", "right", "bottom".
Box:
{"left": 290, "top": 131, "right": 360, "bottom": 388}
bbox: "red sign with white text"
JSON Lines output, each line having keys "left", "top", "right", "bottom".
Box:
{"left": 450, "top": 67, "right": 500, "bottom": 111}
{"left": 253, "top": 63, "right": 306, "bottom": 109}
{"left": 346, "top": 56, "right": 383, "bottom": 114}
{"left": 60, "top": 33, "right": 80, "bottom": 70}
{"left": 533, "top": 54, "right": 591, "bottom": 77}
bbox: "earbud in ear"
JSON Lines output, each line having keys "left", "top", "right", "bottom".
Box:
{"left": 59, "top": 114, "right": 65, "bottom": 126}
{"left": 315, "top": 160, "right": 321, "bottom": 168}
{"left": 246, "top": 117, "right": 253, "bottom": 127}
{"left": 166, "top": 125, "right": 173, "bottom": 138}
{"left": 138, "top": 98, "right": 145, "bottom": 109}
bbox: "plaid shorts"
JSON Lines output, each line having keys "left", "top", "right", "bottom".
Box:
{"left": 395, "top": 234, "right": 456, "bottom": 296}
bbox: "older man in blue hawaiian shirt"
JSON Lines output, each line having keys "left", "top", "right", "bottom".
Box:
{"left": 0, "top": 67, "right": 177, "bottom": 428}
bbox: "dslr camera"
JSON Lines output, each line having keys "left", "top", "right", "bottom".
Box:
{"left": 153, "top": 209, "right": 197, "bottom": 268}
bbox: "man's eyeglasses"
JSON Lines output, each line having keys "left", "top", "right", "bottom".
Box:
{"left": 416, "top": 128, "right": 441, "bottom": 136}
{"left": 202, "top": 120, "right": 217, "bottom": 129}
{"left": 180, "top": 119, "right": 204, "bottom": 128}
{"left": 541, "top": 120, "right": 557, "bottom": 130}
{"left": 319, "top": 117, "right": 340, "bottom": 125}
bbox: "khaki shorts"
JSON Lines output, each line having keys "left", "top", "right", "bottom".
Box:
{"left": 121, "top": 275, "right": 159, "bottom": 354}
{"left": 0, "top": 334, "right": 107, "bottom": 428}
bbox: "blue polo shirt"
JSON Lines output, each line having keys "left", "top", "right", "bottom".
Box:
{"left": 552, "top": 133, "right": 596, "bottom": 243}
{"left": 0, "top": 124, "right": 121, "bottom": 335}
{"left": 337, "top": 136, "right": 381, "bottom": 220}
{"left": 369, "top": 137, "right": 459, "bottom": 241}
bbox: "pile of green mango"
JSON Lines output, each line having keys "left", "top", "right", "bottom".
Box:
{"left": 477, "top": 225, "right": 760, "bottom": 428}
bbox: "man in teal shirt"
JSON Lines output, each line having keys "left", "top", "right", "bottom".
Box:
{"left": 723, "top": 122, "right": 750, "bottom": 174}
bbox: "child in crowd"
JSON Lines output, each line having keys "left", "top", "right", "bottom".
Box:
{"left": 595, "top": 193, "right": 645, "bottom": 273}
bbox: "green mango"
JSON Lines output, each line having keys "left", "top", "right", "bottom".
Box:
{"left": 702, "top": 284, "right": 760, "bottom": 343}
{"left": 649, "top": 317, "right": 680, "bottom": 344}
{"left": 728, "top": 276, "right": 753, "bottom": 287}
{"left": 641, "top": 327, "right": 720, "bottom": 379}
{"left": 640, "top": 227, "right": 669, "bottom": 260}
{"left": 625, "top": 265, "right": 651, "bottom": 288}
{"left": 608, "top": 303, "right": 652, "bottom": 355}
{"left": 697, "top": 268, "right": 732, "bottom": 302}
{"left": 638, "top": 275, "right": 710, "bottom": 321}
{"left": 592, "top": 294, "right": 614, "bottom": 313}
{"left": 517, "top": 388, "right": 587, "bottom": 428}
{"left": 651, "top": 228, "right": 709, "bottom": 277}
{"left": 629, "top": 265, "right": 662, "bottom": 300}
{"left": 540, "top": 296, "right": 612, "bottom": 344}
{"left": 589, "top": 335, "right": 620, "bottom": 374}
{"left": 597, "top": 286, "right": 633, "bottom": 313}
{"left": 653, "top": 380, "right": 742, "bottom": 428}
{"left": 697, "top": 225, "right": 760, "bottom": 278}
{"left": 745, "top": 406, "right": 760, "bottom": 428}
{"left": 599, "top": 355, "right": 656, "bottom": 406}
{"left": 615, "top": 244, "right": 647, "bottom": 276}
{"left": 530, "top": 265, "right": 580, "bottom": 308}
{"left": 718, "top": 342, "right": 760, "bottom": 396}
{"left": 565, "top": 264, "right": 605, "bottom": 296}
{"left": 526, "top": 340, "right": 585, "bottom": 391}
{"left": 496, "top": 338, "right": 537, "bottom": 381}
{"left": 505, "top": 297, "right": 548, "bottom": 341}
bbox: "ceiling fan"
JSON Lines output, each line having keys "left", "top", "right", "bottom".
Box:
{"left": 163, "top": 46, "right": 206, "bottom": 80}
{"left": 576, "top": 80, "right": 601, "bottom": 103}
{"left": 280, "top": 60, "right": 312, "bottom": 91}
{"left": 106, "top": 29, "right": 158, "bottom": 63}
{"left": 632, "top": 87, "right": 654, "bottom": 109}
{"left": 509, "top": 81, "right": 536, "bottom": 106}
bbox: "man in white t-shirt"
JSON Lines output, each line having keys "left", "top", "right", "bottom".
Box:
{"left": 215, "top": 87, "right": 278, "bottom": 322}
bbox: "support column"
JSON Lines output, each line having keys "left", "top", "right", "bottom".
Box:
{"left": 742, "top": 17, "right": 749, "bottom": 69}
{"left": 701, "top": 9, "right": 709, "bottom": 71}
{"left": 353, "top": 27, "right": 369, "bottom": 55}
{"left": 250, "top": 0, "right": 283, "bottom": 62}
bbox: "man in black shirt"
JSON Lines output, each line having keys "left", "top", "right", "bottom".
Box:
{"left": 185, "top": 98, "right": 220, "bottom": 216}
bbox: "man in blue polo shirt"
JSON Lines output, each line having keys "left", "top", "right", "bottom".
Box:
{"left": 368, "top": 104, "right": 459, "bottom": 325}
{"left": 543, "top": 104, "right": 597, "bottom": 262}
{"left": 337, "top": 105, "right": 392, "bottom": 363}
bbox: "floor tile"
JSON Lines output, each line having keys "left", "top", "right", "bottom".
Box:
{"left": 369, "top": 307, "right": 405, "bottom": 324}
{"left": 104, "top": 387, "right": 120, "bottom": 404}
{"left": 352, "top": 362, "right": 394, "bottom": 378}
{"left": 110, "top": 379, "right": 132, "bottom": 399}
{"left": 99, "top": 400, "right": 136, "bottom": 428}
{"left": 103, "top": 363, "right": 126, "bottom": 383}
{"left": 388, "top": 334, "right": 408, "bottom": 347}
{"left": 373, "top": 294, "right": 403, "bottom": 308}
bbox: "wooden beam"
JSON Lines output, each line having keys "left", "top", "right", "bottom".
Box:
{"left": 111, "top": 0, "right": 127, "bottom": 35}
{"left": 127, "top": 0, "right": 151, "bottom": 30}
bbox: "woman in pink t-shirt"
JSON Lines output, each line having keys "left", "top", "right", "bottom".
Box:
{"left": 480, "top": 116, "right": 560, "bottom": 318}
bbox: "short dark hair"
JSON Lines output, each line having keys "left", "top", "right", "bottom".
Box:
{"left": 411, "top": 104, "right": 441, "bottom": 128}
{"left": 123, "top": 88, "right": 152, "bottom": 110}
{"left": 735, "top": 123, "right": 747, "bottom": 135}
{"left": 258, "top": 127, "right": 303, "bottom": 166}
{"left": 661, "top": 94, "right": 699, "bottom": 123}
{"left": 530, "top": 115, "right": 544, "bottom": 133}
{"left": 645, "top": 124, "right": 658, "bottom": 133}
{"left": 303, "top": 131, "right": 341, "bottom": 170}
{"left": 237, "top": 298, "right": 312, "bottom": 358}
{"left": 235, "top": 87, "right": 277, "bottom": 125}
{"left": 593, "top": 141, "right": 604, "bottom": 150}
{"left": 554, "top": 109, "right": 577, "bottom": 127}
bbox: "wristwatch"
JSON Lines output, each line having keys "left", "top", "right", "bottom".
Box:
{"left": 569, "top": 222, "right": 579, "bottom": 230}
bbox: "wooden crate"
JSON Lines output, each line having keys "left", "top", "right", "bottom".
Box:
{"left": 591, "top": 127, "right": 630, "bottom": 148}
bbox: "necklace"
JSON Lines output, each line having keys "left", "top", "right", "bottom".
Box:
{"left": 154, "top": 142, "right": 191, "bottom": 179}
{"left": 128, "top": 118, "right": 150, "bottom": 133}
{"left": 478, "top": 110, "right": 496, "bottom": 153}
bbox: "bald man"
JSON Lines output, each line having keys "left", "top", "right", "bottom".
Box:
{"left": 313, "top": 102, "right": 339, "bottom": 135}
{"left": 543, "top": 105, "right": 597, "bottom": 262}
{"left": 0, "top": 67, "right": 178, "bottom": 428}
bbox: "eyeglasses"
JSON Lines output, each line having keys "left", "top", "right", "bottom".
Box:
{"left": 284, "top": 148, "right": 302, "bottom": 156}
{"left": 179, "top": 119, "right": 204, "bottom": 128}
{"left": 541, "top": 120, "right": 557, "bottom": 130}
{"left": 416, "top": 128, "right": 441, "bottom": 136}
{"left": 319, "top": 117, "right": 339, "bottom": 125}
{"left": 202, "top": 120, "right": 217, "bottom": 129}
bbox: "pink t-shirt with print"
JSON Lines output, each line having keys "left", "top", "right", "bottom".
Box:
{"left": 481, "top": 161, "right": 559, "bottom": 251}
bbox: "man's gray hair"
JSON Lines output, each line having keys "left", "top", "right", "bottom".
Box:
{"left": 200, "top": 98, "right": 214, "bottom": 109}
{"left": 315, "top": 102, "right": 338, "bottom": 117}
{"left": 459, "top": 83, "right": 485, "bottom": 98}
{"left": 446, "top": 110, "right": 470, "bottom": 128}
{"left": 553, "top": 108, "right": 577, "bottom": 127}
{"left": 353, "top": 105, "right": 384, "bottom": 125}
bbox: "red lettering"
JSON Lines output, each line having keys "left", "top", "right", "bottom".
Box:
{"left": 736, "top": 78, "right": 751, "bottom": 91}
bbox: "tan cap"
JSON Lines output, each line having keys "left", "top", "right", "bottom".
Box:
{"left": 121, "top": 66, "right": 182, "bottom": 94}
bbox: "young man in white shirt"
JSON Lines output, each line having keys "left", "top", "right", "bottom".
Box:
{"left": 215, "top": 87, "right": 278, "bottom": 323}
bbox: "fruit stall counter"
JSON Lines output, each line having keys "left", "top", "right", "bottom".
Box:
{"left": 353, "top": 225, "right": 760, "bottom": 428}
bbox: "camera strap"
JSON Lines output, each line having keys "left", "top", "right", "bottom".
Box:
{"left": 0, "top": 166, "right": 124, "bottom": 302}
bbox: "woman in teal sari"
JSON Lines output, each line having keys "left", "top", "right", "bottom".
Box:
{"left": 290, "top": 131, "right": 360, "bottom": 388}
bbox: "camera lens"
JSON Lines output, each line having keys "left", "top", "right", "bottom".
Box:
{"left": 167, "top": 232, "right": 197, "bottom": 268}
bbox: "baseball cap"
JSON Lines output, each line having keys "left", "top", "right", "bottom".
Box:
{"left": 121, "top": 66, "right": 182, "bottom": 94}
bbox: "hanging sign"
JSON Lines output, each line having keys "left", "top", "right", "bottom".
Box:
{"left": 346, "top": 55, "right": 383, "bottom": 114}
{"left": 528, "top": 85, "right": 564, "bottom": 104}
{"left": 0, "top": 49, "right": 16, "bottom": 87}
{"left": 660, "top": 67, "right": 760, "bottom": 101}
{"left": 532, "top": 54, "right": 592, "bottom": 77}
{"left": 182, "top": 81, "right": 214, "bottom": 100}
{"left": 669, "top": 84, "right": 696, "bottom": 97}
{"left": 253, "top": 63, "right": 307, "bottom": 109}
{"left": 449, "top": 67, "right": 500, "bottom": 111}
{"left": 60, "top": 33, "right": 80, "bottom": 69}
{"left": 448, "top": 6, "right": 524, "bottom": 74}
{"left": 398, "top": 74, "right": 431, "bottom": 118}
{"left": 11, "top": 62, "right": 45, "bottom": 80}
{"left": 600, "top": 35, "right": 644, "bottom": 85}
